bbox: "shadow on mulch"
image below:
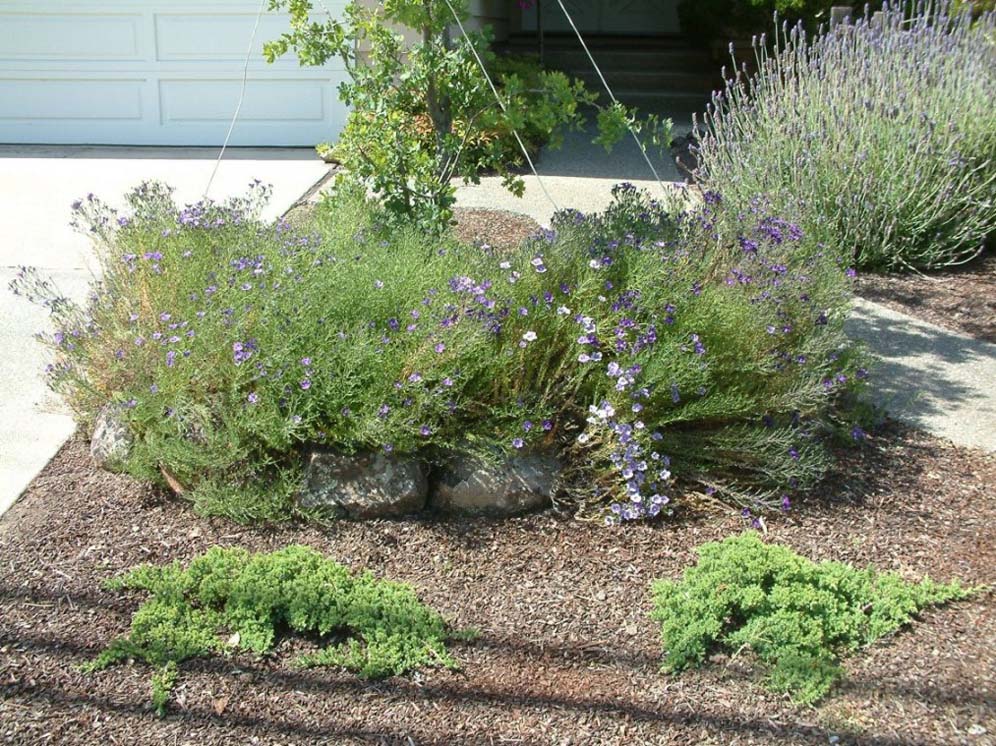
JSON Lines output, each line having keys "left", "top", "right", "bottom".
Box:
{"left": 855, "top": 252, "right": 996, "bottom": 344}
{"left": 1, "top": 422, "right": 993, "bottom": 746}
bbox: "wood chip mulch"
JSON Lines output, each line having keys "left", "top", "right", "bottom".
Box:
{"left": 855, "top": 253, "right": 996, "bottom": 343}
{"left": 1, "top": 421, "right": 993, "bottom": 746}
{"left": 451, "top": 208, "right": 542, "bottom": 252}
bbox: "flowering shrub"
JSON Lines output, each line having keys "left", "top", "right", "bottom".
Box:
{"left": 12, "top": 182, "right": 864, "bottom": 523}
{"left": 694, "top": 2, "right": 996, "bottom": 270}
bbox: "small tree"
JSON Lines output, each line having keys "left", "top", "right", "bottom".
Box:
{"left": 265, "top": 0, "right": 671, "bottom": 233}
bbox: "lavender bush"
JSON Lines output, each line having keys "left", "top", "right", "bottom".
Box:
{"left": 11, "top": 183, "right": 864, "bottom": 523}
{"left": 694, "top": 2, "right": 996, "bottom": 271}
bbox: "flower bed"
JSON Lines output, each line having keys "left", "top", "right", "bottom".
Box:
{"left": 12, "top": 182, "right": 864, "bottom": 523}
{"left": 694, "top": 2, "right": 996, "bottom": 271}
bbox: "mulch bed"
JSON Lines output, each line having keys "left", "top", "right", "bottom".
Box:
{"left": 854, "top": 253, "right": 996, "bottom": 343}
{"left": 452, "top": 208, "right": 542, "bottom": 251}
{"left": 1, "top": 422, "right": 993, "bottom": 746}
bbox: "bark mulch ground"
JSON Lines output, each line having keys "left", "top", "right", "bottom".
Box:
{"left": 1, "top": 423, "right": 993, "bottom": 746}
{"left": 854, "top": 253, "right": 996, "bottom": 344}
{"left": 452, "top": 208, "right": 542, "bottom": 252}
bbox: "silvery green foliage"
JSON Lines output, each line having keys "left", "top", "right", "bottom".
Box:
{"left": 695, "top": 2, "right": 996, "bottom": 271}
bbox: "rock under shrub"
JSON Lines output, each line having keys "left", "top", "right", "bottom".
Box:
{"left": 297, "top": 450, "right": 428, "bottom": 519}
{"left": 90, "top": 403, "right": 133, "bottom": 471}
{"left": 430, "top": 450, "right": 561, "bottom": 516}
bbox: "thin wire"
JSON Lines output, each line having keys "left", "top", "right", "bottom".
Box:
{"left": 204, "top": 0, "right": 268, "bottom": 200}
{"left": 551, "top": 0, "right": 669, "bottom": 194}
{"left": 440, "top": 0, "right": 560, "bottom": 214}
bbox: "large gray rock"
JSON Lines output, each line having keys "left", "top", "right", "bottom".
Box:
{"left": 90, "top": 403, "right": 133, "bottom": 470}
{"left": 430, "top": 450, "right": 561, "bottom": 516}
{"left": 297, "top": 450, "right": 428, "bottom": 519}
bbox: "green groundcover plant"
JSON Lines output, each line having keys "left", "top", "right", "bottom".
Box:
{"left": 651, "top": 532, "right": 972, "bottom": 704}
{"left": 11, "top": 182, "right": 866, "bottom": 523}
{"left": 694, "top": 1, "right": 996, "bottom": 271}
{"left": 83, "top": 545, "right": 457, "bottom": 715}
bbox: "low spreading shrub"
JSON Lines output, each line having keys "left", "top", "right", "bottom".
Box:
{"left": 694, "top": 2, "right": 996, "bottom": 271}
{"left": 651, "top": 532, "right": 971, "bottom": 703}
{"left": 12, "top": 182, "right": 865, "bottom": 523}
{"left": 84, "top": 545, "right": 457, "bottom": 715}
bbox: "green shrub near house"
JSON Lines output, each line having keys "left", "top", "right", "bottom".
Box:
{"left": 265, "top": 0, "right": 671, "bottom": 235}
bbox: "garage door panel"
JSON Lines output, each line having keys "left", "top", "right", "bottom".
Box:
{"left": 160, "top": 79, "right": 326, "bottom": 123}
{"left": 154, "top": 12, "right": 344, "bottom": 68}
{"left": 0, "top": 13, "right": 143, "bottom": 61}
{"left": 0, "top": 78, "right": 144, "bottom": 120}
{"left": 0, "top": 2, "right": 347, "bottom": 146}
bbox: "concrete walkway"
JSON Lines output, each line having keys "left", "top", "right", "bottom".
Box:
{"left": 455, "top": 119, "right": 690, "bottom": 224}
{"left": 846, "top": 299, "right": 996, "bottom": 452}
{"left": 0, "top": 146, "right": 331, "bottom": 516}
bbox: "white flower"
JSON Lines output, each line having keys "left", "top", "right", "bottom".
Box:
{"left": 556, "top": 305, "right": 571, "bottom": 315}
{"left": 588, "top": 259, "right": 602, "bottom": 269}
{"left": 522, "top": 330, "right": 537, "bottom": 342}
{"left": 577, "top": 432, "right": 591, "bottom": 444}
{"left": 499, "top": 260, "right": 511, "bottom": 270}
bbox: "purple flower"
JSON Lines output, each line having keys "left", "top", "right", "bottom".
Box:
{"left": 377, "top": 404, "right": 390, "bottom": 418}
{"left": 408, "top": 372, "right": 422, "bottom": 383}
{"left": 420, "top": 425, "right": 432, "bottom": 437}
{"left": 434, "top": 342, "right": 446, "bottom": 354}
{"left": 165, "top": 350, "right": 176, "bottom": 368}
{"left": 442, "top": 377, "right": 454, "bottom": 387}
{"left": 523, "top": 420, "right": 533, "bottom": 432}
{"left": 300, "top": 357, "right": 312, "bottom": 367}
{"left": 781, "top": 495, "right": 791, "bottom": 512}
{"left": 247, "top": 392, "right": 259, "bottom": 404}
{"left": 512, "top": 437, "right": 524, "bottom": 449}
{"left": 300, "top": 378, "right": 311, "bottom": 390}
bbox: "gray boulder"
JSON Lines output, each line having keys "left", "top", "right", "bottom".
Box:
{"left": 430, "top": 450, "right": 561, "bottom": 516}
{"left": 90, "top": 403, "right": 133, "bottom": 470}
{"left": 297, "top": 450, "right": 428, "bottom": 519}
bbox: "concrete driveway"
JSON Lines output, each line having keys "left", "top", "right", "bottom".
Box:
{"left": 0, "top": 145, "right": 330, "bottom": 514}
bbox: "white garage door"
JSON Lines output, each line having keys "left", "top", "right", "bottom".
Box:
{"left": 0, "top": 0, "right": 349, "bottom": 146}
